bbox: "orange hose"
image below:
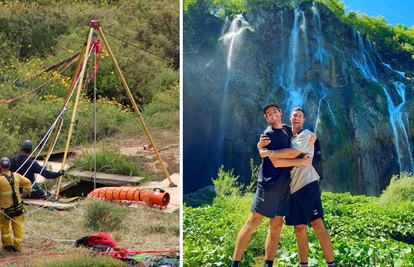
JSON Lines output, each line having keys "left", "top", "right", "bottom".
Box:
{"left": 87, "top": 187, "right": 170, "bottom": 209}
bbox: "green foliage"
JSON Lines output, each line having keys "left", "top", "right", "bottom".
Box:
{"left": 0, "top": 2, "right": 68, "bottom": 60}
{"left": 320, "top": 0, "right": 414, "bottom": 63}
{"left": 184, "top": 189, "right": 414, "bottom": 266}
{"left": 71, "top": 145, "right": 152, "bottom": 178}
{"left": 83, "top": 198, "right": 128, "bottom": 232}
{"left": 246, "top": 158, "right": 260, "bottom": 193}
{"left": 0, "top": 0, "right": 179, "bottom": 115}
{"left": 141, "top": 82, "right": 180, "bottom": 129}
{"left": 0, "top": 0, "right": 180, "bottom": 160}
{"left": 141, "top": 223, "right": 179, "bottom": 236}
{"left": 212, "top": 166, "right": 243, "bottom": 202}
{"left": 183, "top": 188, "right": 216, "bottom": 208}
{"left": 0, "top": 86, "right": 140, "bottom": 157}
{"left": 380, "top": 172, "right": 414, "bottom": 205}
{"left": 39, "top": 255, "right": 127, "bottom": 267}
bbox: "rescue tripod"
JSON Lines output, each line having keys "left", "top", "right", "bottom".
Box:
{"left": 42, "top": 20, "right": 176, "bottom": 199}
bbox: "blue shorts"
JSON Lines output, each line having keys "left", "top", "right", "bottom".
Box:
{"left": 285, "top": 181, "right": 323, "bottom": 226}
{"left": 251, "top": 183, "right": 291, "bottom": 218}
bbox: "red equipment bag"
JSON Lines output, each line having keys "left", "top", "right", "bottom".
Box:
{"left": 88, "top": 232, "right": 116, "bottom": 248}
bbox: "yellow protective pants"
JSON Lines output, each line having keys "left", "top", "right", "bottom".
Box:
{"left": 0, "top": 213, "right": 23, "bottom": 251}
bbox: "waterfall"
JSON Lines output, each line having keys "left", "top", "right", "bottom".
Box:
{"left": 312, "top": 2, "right": 326, "bottom": 64}
{"left": 388, "top": 82, "right": 414, "bottom": 172}
{"left": 217, "top": 14, "right": 252, "bottom": 164}
{"left": 353, "top": 45, "right": 413, "bottom": 173}
{"left": 314, "top": 83, "right": 337, "bottom": 135}
{"left": 285, "top": 9, "right": 308, "bottom": 113}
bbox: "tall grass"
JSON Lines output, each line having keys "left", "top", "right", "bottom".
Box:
{"left": 71, "top": 145, "right": 153, "bottom": 179}
{"left": 83, "top": 198, "right": 129, "bottom": 232}
{"left": 380, "top": 172, "right": 414, "bottom": 204}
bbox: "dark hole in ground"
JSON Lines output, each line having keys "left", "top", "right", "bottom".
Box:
{"left": 34, "top": 151, "right": 76, "bottom": 162}
{"left": 61, "top": 180, "right": 109, "bottom": 198}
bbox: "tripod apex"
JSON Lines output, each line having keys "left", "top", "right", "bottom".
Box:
{"left": 90, "top": 20, "right": 100, "bottom": 29}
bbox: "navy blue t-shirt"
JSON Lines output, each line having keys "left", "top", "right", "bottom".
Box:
{"left": 257, "top": 124, "right": 292, "bottom": 187}
{"left": 10, "top": 154, "right": 60, "bottom": 184}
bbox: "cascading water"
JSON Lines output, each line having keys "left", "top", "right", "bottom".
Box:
{"left": 312, "top": 2, "right": 327, "bottom": 64}
{"left": 387, "top": 82, "right": 414, "bottom": 172}
{"left": 284, "top": 9, "right": 308, "bottom": 113}
{"left": 311, "top": 3, "right": 335, "bottom": 134}
{"left": 217, "top": 14, "right": 252, "bottom": 164}
{"left": 352, "top": 42, "right": 413, "bottom": 173}
{"left": 314, "top": 83, "right": 337, "bottom": 135}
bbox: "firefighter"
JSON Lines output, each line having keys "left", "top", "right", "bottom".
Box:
{"left": 0, "top": 157, "right": 32, "bottom": 252}
{"left": 10, "top": 140, "right": 64, "bottom": 199}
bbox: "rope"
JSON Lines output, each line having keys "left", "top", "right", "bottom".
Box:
{"left": 0, "top": 250, "right": 180, "bottom": 262}
{"left": 102, "top": 30, "right": 175, "bottom": 63}
{"left": 15, "top": 44, "right": 97, "bottom": 188}
{"left": 0, "top": 54, "right": 80, "bottom": 105}
{"left": 0, "top": 209, "right": 77, "bottom": 242}
{"left": 25, "top": 237, "right": 56, "bottom": 251}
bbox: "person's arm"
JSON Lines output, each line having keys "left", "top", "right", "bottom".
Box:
{"left": 308, "top": 132, "right": 317, "bottom": 148}
{"left": 258, "top": 133, "right": 315, "bottom": 158}
{"left": 18, "top": 174, "right": 32, "bottom": 194}
{"left": 32, "top": 160, "right": 62, "bottom": 179}
{"left": 265, "top": 153, "right": 312, "bottom": 167}
{"left": 260, "top": 147, "right": 302, "bottom": 159}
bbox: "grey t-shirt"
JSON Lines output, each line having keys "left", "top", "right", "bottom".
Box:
{"left": 289, "top": 129, "right": 320, "bottom": 194}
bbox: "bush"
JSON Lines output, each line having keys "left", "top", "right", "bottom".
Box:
{"left": 212, "top": 166, "right": 243, "bottom": 201}
{"left": 183, "top": 187, "right": 216, "bottom": 208}
{"left": 380, "top": 172, "right": 414, "bottom": 204}
{"left": 83, "top": 199, "right": 128, "bottom": 232}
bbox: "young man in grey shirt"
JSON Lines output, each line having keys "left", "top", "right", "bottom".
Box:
{"left": 259, "top": 107, "right": 335, "bottom": 267}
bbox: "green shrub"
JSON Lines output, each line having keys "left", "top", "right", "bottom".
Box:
{"left": 380, "top": 172, "right": 414, "bottom": 204}
{"left": 183, "top": 188, "right": 216, "bottom": 208}
{"left": 246, "top": 158, "right": 260, "bottom": 193}
{"left": 212, "top": 166, "right": 243, "bottom": 201}
{"left": 83, "top": 199, "right": 128, "bottom": 232}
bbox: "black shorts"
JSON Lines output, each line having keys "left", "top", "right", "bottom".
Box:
{"left": 285, "top": 180, "right": 323, "bottom": 226}
{"left": 251, "top": 184, "right": 290, "bottom": 218}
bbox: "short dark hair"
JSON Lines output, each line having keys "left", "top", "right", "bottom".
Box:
{"left": 263, "top": 103, "right": 280, "bottom": 114}
{"left": 292, "top": 107, "right": 305, "bottom": 117}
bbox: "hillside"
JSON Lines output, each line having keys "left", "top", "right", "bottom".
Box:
{"left": 0, "top": 0, "right": 179, "bottom": 158}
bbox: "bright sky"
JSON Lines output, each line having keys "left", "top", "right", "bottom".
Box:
{"left": 341, "top": 0, "right": 414, "bottom": 28}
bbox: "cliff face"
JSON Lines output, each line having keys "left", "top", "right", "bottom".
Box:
{"left": 183, "top": 1, "right": 414, "bottom": 195}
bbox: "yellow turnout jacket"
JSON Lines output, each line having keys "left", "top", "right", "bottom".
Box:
{"left": 0, "top": 171, "right": 32, "bottom": 209}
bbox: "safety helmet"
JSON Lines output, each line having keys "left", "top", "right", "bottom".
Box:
{"left": 22, "top": 140, "right": 33, "bottom": 150}
{"left": 0, "top": 157, "right": 10, "bottom": 168}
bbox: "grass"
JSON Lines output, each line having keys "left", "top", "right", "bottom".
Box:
{"left": 0, "top": 199, "right": 180, "bottom": 266}
{"left": 72, "top": 146, "right": 149, "bottom": 177}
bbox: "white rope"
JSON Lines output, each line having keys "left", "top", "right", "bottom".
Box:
{"left": 15, "top": 44, "right": 97, "bottom": 187}
{"left": 0, "top": 209, "right": 76, "bottom": 242}
{"left": 36, "top": 115, "right": 65, "bottom": 185}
